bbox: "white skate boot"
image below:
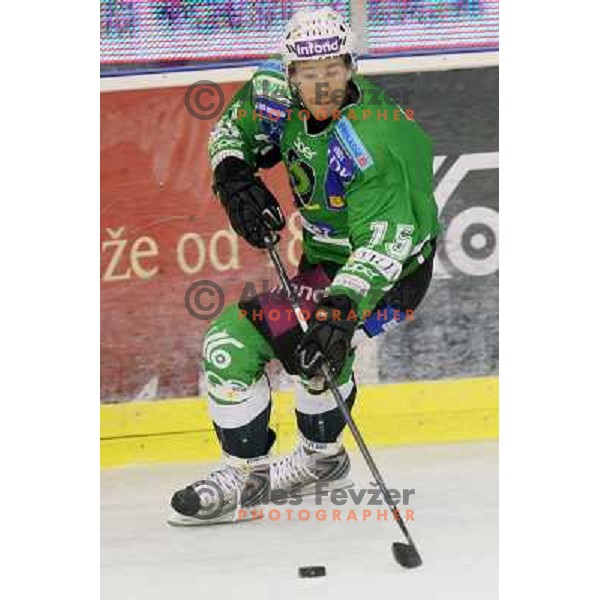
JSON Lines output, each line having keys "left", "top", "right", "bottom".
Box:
{"left": 168, "top": 453, "right": 270, "bottom": 526}
{"left": 270, "top": 434, "right": 354, "bottom": 497}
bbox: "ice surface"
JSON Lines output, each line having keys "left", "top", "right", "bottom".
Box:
{"left": 101, "top": 442, "right": 498, "bottom": 599}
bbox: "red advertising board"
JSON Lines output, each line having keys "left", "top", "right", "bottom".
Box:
{"left": 101, "top": 84, "right": 299, "bottom": 402}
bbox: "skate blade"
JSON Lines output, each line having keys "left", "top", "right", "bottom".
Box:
{"left": 166, "top": 509, "right": 259, "bottom": 527}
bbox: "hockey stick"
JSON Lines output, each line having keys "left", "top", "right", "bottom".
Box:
{"left": 265, "top": 237, "right": 422, "bottom": 569}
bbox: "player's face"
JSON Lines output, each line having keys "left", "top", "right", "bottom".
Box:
{"left": 290, "top": 57, "right": 351, "bottom": 119}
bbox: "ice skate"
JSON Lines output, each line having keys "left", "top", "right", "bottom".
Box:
{"left": 168, "top": 454, "right": 270, "bottom": 526}
{"left": 270, "top": 434, "right": 354, "bottom": 497}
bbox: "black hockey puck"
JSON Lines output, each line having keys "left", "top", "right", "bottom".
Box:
{"left": 298, "top": 566, "right": 326, "bottom": 578}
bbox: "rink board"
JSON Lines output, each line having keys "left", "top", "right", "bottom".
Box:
{"left": 100, "top": 376, "right": 498, "bottom": 468}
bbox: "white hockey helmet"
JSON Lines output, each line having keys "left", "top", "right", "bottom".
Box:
{"left": 282, "top": 8, "right": 357, "bottom": 77}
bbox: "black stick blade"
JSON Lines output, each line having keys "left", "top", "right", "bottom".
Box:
{"left": 392, "top": 542, "right": 422, "bottom": 568}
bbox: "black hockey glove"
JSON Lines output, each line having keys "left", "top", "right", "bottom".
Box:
{"left": 213, "top": 157, "right": 285, "bottom": 249}
{"left": 295, "top": 295, "right": 358, "bottom": 380}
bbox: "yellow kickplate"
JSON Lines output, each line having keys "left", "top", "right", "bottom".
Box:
{"left": 101, "top": 377, "right": 498, "bottom": 468}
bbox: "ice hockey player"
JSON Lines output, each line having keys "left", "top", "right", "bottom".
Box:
{"left": 169, "top": 7, "right": 440, "bottom": 524}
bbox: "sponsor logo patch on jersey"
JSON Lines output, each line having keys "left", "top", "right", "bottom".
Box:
{"left": 300, "top": 216, "right": 336, "bottom": 238}
{"left": 331, "top": 274, "right": 370, "bottom": 298}
{"left": 288, "top": 155, "right": 317, "bottom": 209}
{"left": 325, "top": 135, "right": 355, "bottom": 211}
{"left": 329, "top": 195, "right": 345, "bottom": 208}
{"left": 335, "top": 117, "right": 374, "bottom": 172}
{"left": 328, "top": 136, "right": 356, "bottom": 182}
{"left": 257, "top": 58, "right": 285, "bottom": 74}
{"left": 253, "top": 74, "right": 291, "bottom": 106}
{"left": 255, "top": 98, "right": 288, "bottom": 142}
{"left": 353, "top": 247, "right": 403, "bottom": 281}
{"left": 256, "top": 100, "right": 287, "bottom": 121}
{"left": 293, "top": 138, "right": 317, "bottom": 161}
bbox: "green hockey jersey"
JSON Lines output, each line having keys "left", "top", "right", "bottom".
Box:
{"left": 208, "top": 58, "right": 441, "bottom": 316}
